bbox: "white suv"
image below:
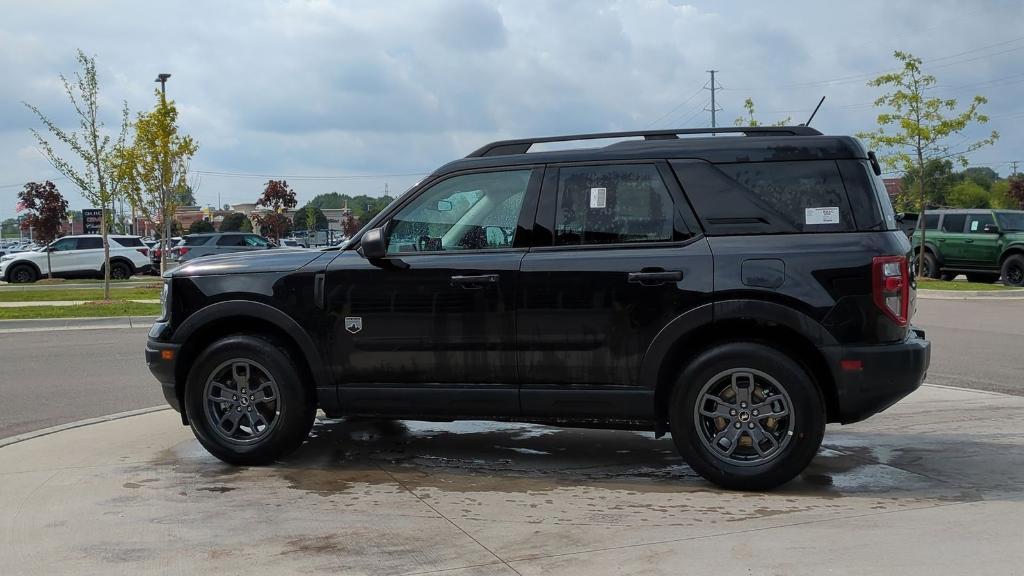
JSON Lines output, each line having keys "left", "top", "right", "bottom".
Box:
{"left": 0, "top": 235, "right": 152, "bottom": 283}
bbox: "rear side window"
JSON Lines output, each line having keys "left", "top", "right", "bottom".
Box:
{"left": 76, "top": 237, "right": 103, "bottom": 250}
{"left": 244, "top": 235, "right": 271, "bottom": 247}
{"left": 112, "top": 237, "right": 144, "bottom": 247}
{"left": 672, "top": 160, "right": 855, "bottom": 235}
{"left": 216, "top": 235, "right": 246, "bottom": 247}
{"left": 941, "top": 214, "right": 966, "bottom": 233}
{"left": 967, "top": 213, "right": 995, "bottom": 233}
{"left": 920, "top": 214, "right": 939, "bottom": 230}
{"left": 554, "top": 164, "right": 677, "bottom": 245}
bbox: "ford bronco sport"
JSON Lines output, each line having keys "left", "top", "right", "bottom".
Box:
{"left": 911, "top": 208, "right": 1024, "bottom": 286}
{"left": 146, "top": 126, "right": 930, "bottom": 490}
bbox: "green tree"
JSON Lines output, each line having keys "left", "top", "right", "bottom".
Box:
{"left": 188, "top": 219, "right": 215, "bottom": 234}
{"left": 2, "top": 218, "right": 21, "bottom": 238}
{"left": 857, "top": 50, "right": 998, "bottom": 277}
{"left": 123, "top": 90, "right": 198, "bottom": 273}
{"left": 946, "top": 181, "right": 991, "bottom": 208}
{"left": 293, "top": 204, "right": 328, "bottom": 231}
{"left": 899, "top": 159, "right": 962, "bottom": 208}
{"left": 962, "top": 167, "right": 999, "bottom": 190}
{"left": 734, "top": 97, "right": 791, "bottom": 127}
{"left": 240, "top": 217, "right": 253, "bottom": 233}
{"left": 989, "top": 180, "right": 1015, "bottom": 209}
{"left": 24, "top": 49, "right": 130, "bottom": 299}
{"left": 219, "top": 212, "right": 248, "bottom": 232}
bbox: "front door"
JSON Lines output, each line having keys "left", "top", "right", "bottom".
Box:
{"left": 936, "top": 212, "right": 971, "bottom": 265}
{"left": 43, "top": 237, "right": 79, "bottom": 275}
{"left": 517, "top": 162, "right": 713, "bottom": 419}
{"left": 324, "top": 167, "right": 541, "bottom": 417}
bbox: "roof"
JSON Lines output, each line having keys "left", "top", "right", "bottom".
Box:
{"left": 434, "top": 127, "right": 867, "bottom": 177}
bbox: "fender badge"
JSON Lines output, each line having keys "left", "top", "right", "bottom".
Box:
{"left": 344, "top": 317, "right": 363, "bottom": 334}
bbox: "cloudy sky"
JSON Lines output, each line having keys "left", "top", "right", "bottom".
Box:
{"left": 2, "top": 0, "right": 1022, "bottom": 220}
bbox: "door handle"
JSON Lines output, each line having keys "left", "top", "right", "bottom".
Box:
{"left": 627, "top": 270, "right": 683, "bottom": 285}
{"left": 937, "top": 238, "right": 945, "bottom": 242}
{"left": 450, "top": 274, "right": 499, "bottom": 288}
{"left": 964, "top": 239, "right": 974, "bottom": 243}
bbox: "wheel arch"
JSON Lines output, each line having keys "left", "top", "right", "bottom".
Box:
{"left": 170, "top": 301, "right": 329, "bottom": 423}
{"left": 642, "top": 300, "right": 840, "bottom": 430}
{"left": 3, "top": 259, "right": 41, "bottom": 282}
{"left": 998, "top": 245, "right": 1024, "bottom": 267}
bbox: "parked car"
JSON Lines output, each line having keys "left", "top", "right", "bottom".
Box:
{"left": 146, "top": 126, "right": 930, "bottom": 490}
{"left": 0, "top": 234, "right": 151, "bottom": 283}
{"left": 150, "top": 237, "right": 182, "bottom": 271}
{"left": 170, "top": 232, "right": 276, "bottom": 264}
{"left": 910, "top": 208, "right": 1024, "bottom": 286}
{"left": 280, "top": 238, "right": 303, "bottom": 248}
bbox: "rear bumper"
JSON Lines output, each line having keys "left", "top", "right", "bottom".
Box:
{"left": 824, "top": 327, "right": 931, "bottom": 424}
{"left": 145, "top": 339, "right": 182, "bottom": 414}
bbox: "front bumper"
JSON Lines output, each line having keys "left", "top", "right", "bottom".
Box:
{"left": 824, "top": 327, "right": 931, "bottom": 424}
{"left": 145, "top": 338, "right": 183, "bottom": 415}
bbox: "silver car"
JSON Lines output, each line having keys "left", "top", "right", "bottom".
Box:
{"left": 172, "top": 232, "right": 276, "bottom": 263}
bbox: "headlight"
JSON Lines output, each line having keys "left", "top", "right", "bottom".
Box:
{"left": 0, "top": 255, "right": 13, "bottom": 262}
{"left": 158, "top": 280, "right": 171, "bottom": 321}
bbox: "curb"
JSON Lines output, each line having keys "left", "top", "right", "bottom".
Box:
{"left": 0, "top": 406, "right": 170, "bottom": 449}
{"left": 0, "top": 315, "right": 157, "bottom": 333}
{"left": 917, "top": 289, "right": 1024, "bottom": 300}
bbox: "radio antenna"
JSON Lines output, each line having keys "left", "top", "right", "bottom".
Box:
{"left": 803, "top": 96, "right": 825, "bottom": 127}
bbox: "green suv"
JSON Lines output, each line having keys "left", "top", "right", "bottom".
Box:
{"left": 912, "top": 209, "right": 1024, "bottom": 286}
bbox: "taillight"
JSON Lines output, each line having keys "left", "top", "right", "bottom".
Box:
{"left": 872, "top": 255, "right": 909, "bottom": 326}
{"left": 173, "top": 247, "right": 189, "bottom": 258}
{"left": 137, "top": 248, "right": 148, "bottom": 256}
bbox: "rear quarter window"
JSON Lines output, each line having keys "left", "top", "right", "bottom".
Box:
{"left": 112, "top": 237, "right": 144, "bottom": 247}
{"left": 671, "top": 160, "right": 856, "bottom": 235}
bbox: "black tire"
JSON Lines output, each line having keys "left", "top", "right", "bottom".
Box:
{"left": 1002, "top": 254, "right": 1024, "bottom": 287}
{"left": 8, "top": 264, "right": 38, "bottom": 284}
{"left": 965, "top": 273, "right": 1000, "bottom": 284}
{"left": 920, "top": 251, "right": 941, "bottom": 279}
{"left": 109, "top": 260, "right": 131, "bottom": 280}
{"left": 668, "top": 342, "right": 825, "bottom": 491}
{"left": 184, "top": 334, "right": 316, "bottom": 465}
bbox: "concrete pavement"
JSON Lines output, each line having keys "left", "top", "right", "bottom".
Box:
{"left": 1, "top": 384, "right": 1022, "bottom": 575}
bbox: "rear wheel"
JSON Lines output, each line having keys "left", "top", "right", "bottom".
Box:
{"left": 1002, "top": 255, "right": 1024, "bottom": 287}
{"left": 110, "top": 260, "right": 131, "bottom": 280}
{"left": 669, "top": 342, "right": 825, "bottom": 490}
{"left": 966, "top": 273, "right": 1000, "bottom": 284}
{"left": 8, "top": 264, "right": 37, "bottom": 284}
{"left": 184, "top": 334, "right": 316, "bottom": 465}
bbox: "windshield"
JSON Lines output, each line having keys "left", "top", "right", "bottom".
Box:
{"left": 995, "top": 211, "right": 1024, "bottom": 231}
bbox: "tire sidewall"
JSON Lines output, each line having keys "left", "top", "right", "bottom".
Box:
{"left": 184, "top": 334, "right": 314, "bottom": 465}
{"left": 110, "top": 261, "right": 130, "bottom": 280}
{"left": 669, "top": 342, "right": 825, "bottom": 490}
{"left": 1002, "top": 255, "right": 1024, "bottom": 287}
{"left": 922, "top": 252, "right": 940, "bottom": 279}
{"left": 11, "top": 264, "right": 37, "bottom": 283}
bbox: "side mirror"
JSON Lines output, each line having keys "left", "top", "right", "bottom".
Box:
{"left": 983, "top": 224, "right": 1000, "bottom": 234}
{"left": 360, "top": 226, "right": 387, "bottom": 259}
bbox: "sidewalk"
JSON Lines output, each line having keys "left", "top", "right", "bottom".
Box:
{"left": 0, "top": 298, "right": 159, "bottom": 308}
{"left": 1, "top": 384, "right": 1021, "bottom": 575}
{"left": 0, "top": 315, "right": 157, "bottom": 333}
{"left": 917, "top": 288, "right": 1024, "bottom": 299}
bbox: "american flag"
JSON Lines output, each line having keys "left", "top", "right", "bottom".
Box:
{"left": 15, "top": 201, "right": 26, "bottom": 213}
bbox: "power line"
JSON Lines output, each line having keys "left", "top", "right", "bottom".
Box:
{"left": 189, "top": 169, "right": 428, "bottom": 181}
{"left": 644, "top": 86, "right": 705, "bottom": 129}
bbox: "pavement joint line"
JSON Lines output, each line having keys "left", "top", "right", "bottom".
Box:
{"left": 398, "top": 561, "right": 512, "bottom": 576}
{"left": 921, "top": 382, "right": 1021, "bottom": 399}
{"left": 0, "top": 406, "right": 170, "bottom": 449}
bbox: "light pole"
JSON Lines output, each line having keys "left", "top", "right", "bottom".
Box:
{"left": 155, "top": 73, "right": 171, "bottom": 272}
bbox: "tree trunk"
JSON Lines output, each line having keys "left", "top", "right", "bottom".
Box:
{"left": 161, "top": 188, "right": 171, "bottom": 275}
{"left": 101, "top": 206, "right": 111, "bottom": 300}
{"left": 916, "top": 153, "right": 926, "bottom": 279}
{"left": 46, "top": 250, "right": 53, "bottom": 280}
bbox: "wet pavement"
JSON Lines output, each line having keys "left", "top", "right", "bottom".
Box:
{"left": 1, "top": 384, "right": 1022, "bottom": 575}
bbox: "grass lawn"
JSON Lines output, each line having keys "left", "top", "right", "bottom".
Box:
{"left": 0, "top": 301, "right": 161, "bottom": 320}
{"left": 0, "top": 286, "right": 160, "bottom": 302}
{"left": 917, "top": 278, "right": 1017, "bottom": 291}
{"left": 32, "top": 277, "right": 156, "bottom": 285}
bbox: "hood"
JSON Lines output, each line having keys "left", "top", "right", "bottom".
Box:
{"left": 168, "top": 248, "right": 323, "bottom": 277}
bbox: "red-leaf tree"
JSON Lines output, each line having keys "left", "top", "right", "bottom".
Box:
{"left": 18, "top": 181, "right": 69, "bottom": 279}
{"left": 1009, "top": 174, "right": 1024, "bottom": 210}
{"left": 341, "top": 215, "right": 361, "bottom": 238}
{"left": 254, "top": 179, "right": 297, "bottom": 241}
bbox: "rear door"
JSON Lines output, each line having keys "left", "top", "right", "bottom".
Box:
{"left": 517, "top": 161, "right": 713, "bottom": 419}
{"left": 937, "top": 212, "right": 970, "bottom": 265}
{"left": 72, "top": 236, "right": 104, "bottom": 273}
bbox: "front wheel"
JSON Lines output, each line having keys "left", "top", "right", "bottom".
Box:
{"left": 8, "top": 264, "right": 38, "bottom": 283}
{"left": 920, "top": 251, "right": 941, "bottom": 279}
{"left": 1002, "top": 255, "right": 1024, "bottom": 287}
{"left": 669, "top": 342, "right": 825, "bottom": 490}
{"left": 184, "top": 334, "right": 316, "bottom": 465}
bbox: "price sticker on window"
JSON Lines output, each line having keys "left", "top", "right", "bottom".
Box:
{"left": 805, "top": 207, "right": 839, "bottom": 225}
{"left": 590, "top": 187, "right": 607, "bottom": 209}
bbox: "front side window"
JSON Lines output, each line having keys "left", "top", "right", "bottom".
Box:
{"left": 184, "top": 235, "right": 213, "bottom": 246}
{"left": 76, "top": 237, "right": 103, "bottom": 250}
{"left": 385, "top": 170, "right": 531, "bottom": 254}
{"left": 555, "top": 164, "right": 675, "bottom": 246}
{"left": 995, "top": 211, "right": 1024, "bottom": 231}
{"left": 921, "top": 214, "right": 939, "bottom": 230}
{"left": 245, "top": 235, "right": 271, "bottom": 247}
{"left": 967, "top": 213, "right": 996, "bottom": 233}
{"left": 216, "top": 235, "right": 245, "bottom": 247}
{"left": 49, "top": 237, "right": 77, "bottom": 251}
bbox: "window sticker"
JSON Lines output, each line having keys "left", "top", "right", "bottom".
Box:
{"left": 971, "top": 220, "right": 979, "bottom": 231}
{"left": 589, "top": 187, "right": 607, "bottom": 209}
{"left": 805, "top": 207, "right": 839, "bottom": 225}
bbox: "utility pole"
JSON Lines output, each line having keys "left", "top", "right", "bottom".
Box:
{"left": 154, "top": 73, "right": 171, "bottom": 271}
{"left": 704, "top": 70, "right": 722, "bottom": 128}
{"left": 1012, "top": 161, "right": 1019, "bottom": 176}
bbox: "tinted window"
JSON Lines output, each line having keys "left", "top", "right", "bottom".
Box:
{"left": 244, "top": 235, "right": 271, "bottom": 247}
{"left": 76, "top": 237, "right": 103, "bottom": 250}
{"left": 941, "top": 214, "right": 966, "bottom": 233}
{"left": 215, "top": 235, "right": 246, "bottom": 247}
{"left": 555, "top": 164, "right": 675, "bottom": 245}
{"left": 113, "top": 237, "right": 144, "bottom": 247}
{"left": 995, "top": 211, "right": 1024, "bottom": 231}
{"left": 386, "top": 170, "right": 531, "bottom": 253}
{"left": 967, "top": 213, "right": 996, "bottom": 233}
{"left": 921, "top": 214, "right": 939, "bottom": 230}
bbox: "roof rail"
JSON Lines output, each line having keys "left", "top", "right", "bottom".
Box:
{"left": 466, "top": 126, "right": 824, "bottom": 158}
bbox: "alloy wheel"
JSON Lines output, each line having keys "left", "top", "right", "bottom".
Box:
{"left": 693, "top": 368, "right": 794, "bottom": 467}
{"left": 203, "top": 359, "right": 282, "bottom": 444}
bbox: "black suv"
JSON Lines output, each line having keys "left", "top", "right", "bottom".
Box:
{"left": 146, "top": 127, "right": 930, "bottom": 490}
